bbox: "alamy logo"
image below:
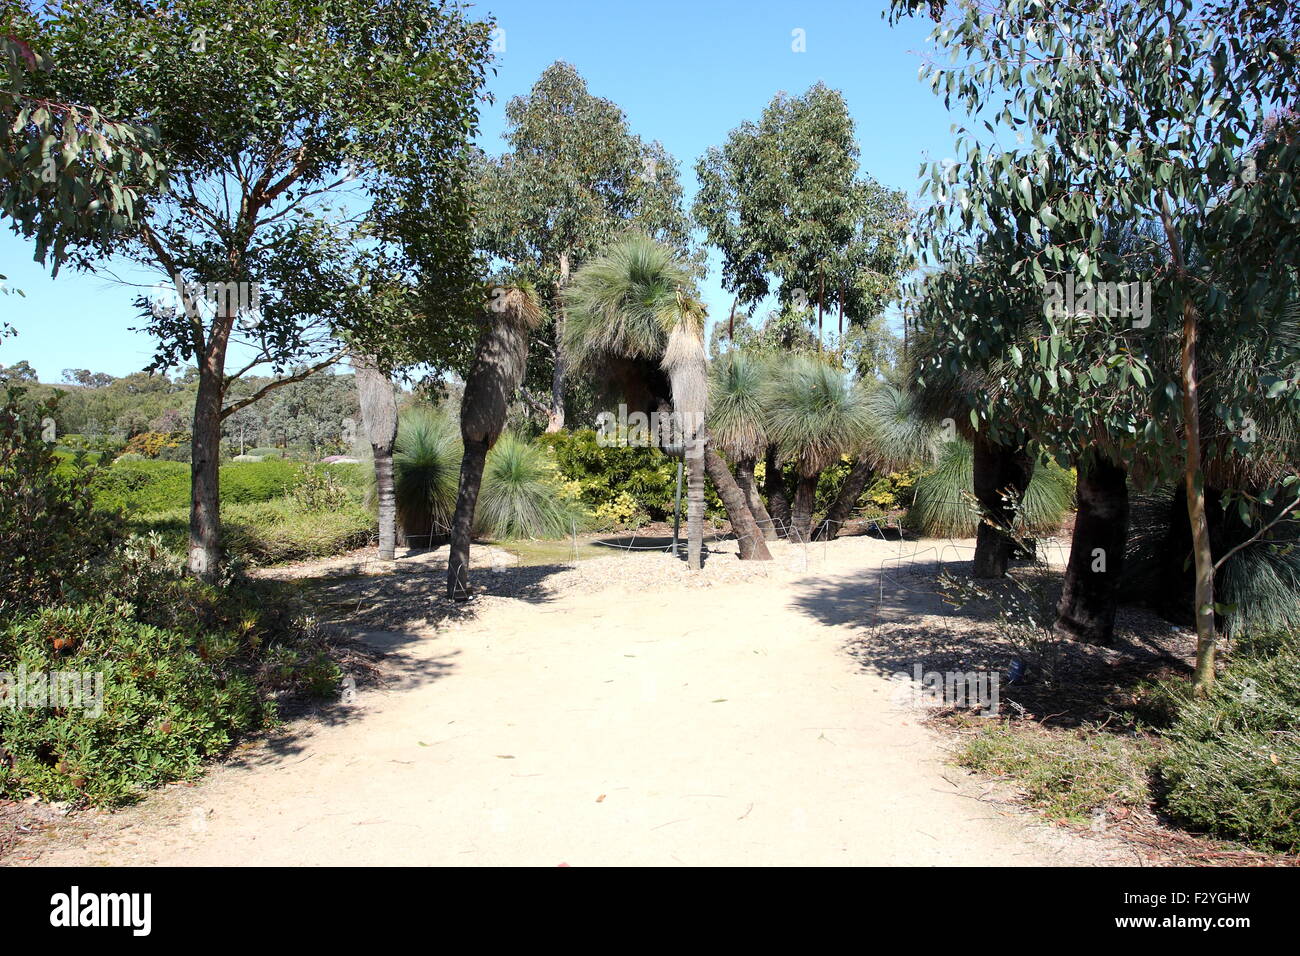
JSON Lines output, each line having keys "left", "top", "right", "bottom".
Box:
{"left": 1043, "top": 274, "right": 1151, "bottom": 328}
{"left": 49, "top": 886, "right": 152, "bottom": 936}
{"left": 596, "top": 404, "right": 705, "bottom": 459}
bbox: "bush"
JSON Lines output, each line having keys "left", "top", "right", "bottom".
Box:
{"left": 1, "top": 390, "right": 122, "bottom": 621}
{"left": 0, "top": 537, "right": 341, "bottom": 806}
{"left": 1158, "top": 643, "right": 1300, "bottom": 851}
{"left": 0, "top": 601, "right": 266, "bottom": 806}
{"left": 474, "top": 435, "right": 588, "bottom": 539}
{"left": 538, "top": 428, "right": 721, "bottom": 528}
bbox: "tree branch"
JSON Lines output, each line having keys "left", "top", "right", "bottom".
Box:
{"left": 219, "top": 350, "right": 348, "bottom": 420}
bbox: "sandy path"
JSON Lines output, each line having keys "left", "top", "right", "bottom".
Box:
{"left": 13, "top": 536, "right": 1113, "bottom": 866}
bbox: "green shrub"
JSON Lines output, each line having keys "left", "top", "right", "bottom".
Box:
{"left": 1159, "top": 644, "right": 1300, "bottom": 851}
{"left": 246, "top": 446, "right": 286, "bottom": 459}
{"left": 1, "top": 390, "right": 122, "bottom": 622}
{"left": 218, "top": 458, "right": 303, "bottom": 503}
{"left": 475, "top": 435, "right": 588, "bottom": 539}
{"left": 538, "top": 428, "right": 721, "bottom": 528}
{"left": 0, "top": 601, "right": 266, "bottom": 806}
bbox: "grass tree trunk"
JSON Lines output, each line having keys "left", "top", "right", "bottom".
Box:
{"left": 789, "top": 473, "right": 818, "bottom": 544}
{"left": 686, "top": 440, "right": 705, "bottom": 569}
{"left": 545, "top": 252, "right": 571, "bottom": 433}
{"left": 971, "top": 435, "right": 1033, "bottom": 578}
{"left": 354, "top": 354, "right": 399, "bottom": 561}
{"left": 447, "top": 439, "right": 488, "bottom": 600}
{"left": 704, "top": 446, "right": 771, "bottom": 561}
{"left": 1055, "top": 454, "right": 1129, "bottom": 645}
{"left": 735, "top": 455, "right": 777, "bottom": 541}
{"left": 815, "top": 457, "right": 874, "bottom": 540}
{"left": 764, "top": 445, "right": 792, "bottom": 538}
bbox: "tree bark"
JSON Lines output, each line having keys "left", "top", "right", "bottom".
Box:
{"left": 735, "top": 455, "right": 777, "bottom": 541}
{"left": 1181, "top": 301, "right": 1217, "bottom": 693}
{"left": 704, "top": 446, "right": 771, "bottom": 561}
{"left": 686, "top": 439, "right": 705, "bottom": 569}
{"left": 188, "top": 359, "right": 225, "bottom": 582}
{"left": 353, "top": 354, "right": 399, "bottom": 561}
{"left": 971, "top": 435, "right": 1033, "bottom": 578}
{"left": 1055, "top": 454, "right": 1129, "bottom": 645}
{"left": 447, "top": 439, "right": 488, "bottom": 600}
{"left": 789, "top": 473, "right": 818, "bottom": 544}
{"left": 815, "top": 456, "right": 875, "bottom": 540}
{"left": 764, "top": 445, "right": 792, "bottom": 538}
{"left": 545, "top": 252, "right": 571, "bottom": 433}
{"left": 373, "top": 449, "right": 397, "bottom": 560}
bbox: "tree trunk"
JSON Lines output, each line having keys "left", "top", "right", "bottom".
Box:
{"left": 764, "top": 445, "right": 792, "bottom": 538}
{"left": 971, "top": 435, "right": 1033, "bottom": 578}
{"left": 373, "top": 449, "right": 396, "bottom": 560}
{"left": 353, "top": 354, "right": 399, "bottom": 561}
{"left": 735, "top": 455, "right": 777, "bottom": 541}
{"left": 188, "top": 362, "right": 225, "bottom": 582}
{"left": 815, "top": 456, "right": 875, "bottom": 540}
{"left": 447, "top": 439, "right": 488, "bottom": 600}
{"left": 789, "top": 473, "right": 818, "bottom": 544}
{"left": 1181, "top": 302, "right": 1217, "bottom": 694}
{"left": 686, "top": 439, "right": 705, "bottom": 569}
{"left": 704, "top": 446, "right": 771, "bottom": 561}
{"left": 545, "top": 252, "right": 571, "bottom": 433}
{"left": 1055, "top": 454, "right": 1129, "bottom": 645}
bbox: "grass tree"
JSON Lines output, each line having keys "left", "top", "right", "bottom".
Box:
{"left": 816, "top": 381, "right": 941, "bottom": 540}
{"left": 707, "top": 351, "right": 777, "bottom": 540}
{"left": 763, "top": 354, "right": 874, "bottom": 543}
{"left": 391, "top": 406, "right": 461, "bottom": 548}
{"left": 564, "top": 235, "right": 770, "bottom": 565}
{"left": 448, "top": 285, "right": 545, "bottom": 600}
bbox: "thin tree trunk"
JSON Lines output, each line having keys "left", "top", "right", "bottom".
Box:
{"left": 971, "top": 435, "right": 1033, "bottom": 578}
{"left": 686, "top": 440, "right": 705, "bottom": 569}
{"left": 815, "top": 456, "right": 875, "bottom": 540}
{"left": 447, "top": 439, "right": 488, "bottom": 600}
{"left": 704, "top": 446, "right": 771, "bottom": 561}
{"left": 1182, "top": 301, "right": 1216, "bottom": 693}
{"left": 764, "top": 445, "right": 792, "bottom": 538}
{"left": 1055, "top": 454, "right": 1129, "bottom": 645}
{"left": 735, "top": 455, "right": 776, "bottom": 541}
{"left": 188, "top": 362, "right": 225, "bottom": 582}
{"left": 789, "top": 473, "right": 817, "bottom": 544}
{"left": 545, "top": 252, "right": 571, "bottom": 433}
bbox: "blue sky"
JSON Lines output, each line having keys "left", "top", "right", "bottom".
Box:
{"left": 0, "top": 0, "right": 957, "bottom": 381}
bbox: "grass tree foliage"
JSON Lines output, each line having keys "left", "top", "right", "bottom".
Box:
{"left": 25, "top": 0, "right": 494, "bottom": 581}
{"left": 471, "top": 62, "right": 699, "bottom": 433}
{"left": 895, "top": 0, "right": 1300, "bottom": 692}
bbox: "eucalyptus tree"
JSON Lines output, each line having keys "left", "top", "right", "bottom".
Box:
{"left": 471, "top": 62, "right": 699, "bottom": 432}
{"left": 896, "top": 0, "right": 1300, "bottom": 691}
{"left": 694, "top": 83, "right": 910, "bottom": 342}
{"left": 763, "top": 354, "right": 874, "bottom": 543}
{"left": 448, "top": 285, "right": 544, "bottom": 600}
{"left": 31, "top": 0, "right": 494, "bottom": 580}
{"left": 564, "top": 235, "right": 771, "bottom": 565}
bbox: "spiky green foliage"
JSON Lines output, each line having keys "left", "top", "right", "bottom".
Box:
{"left": 862, "top": 381, "right": 941, "bottom": 471}
{"left": 909, "top": 440, "right": 1074, "bottom": 538}
{"left": 474, "top": 434, "right": 585, "bottom": 540}
{"left": 707, "top": 350, "right": 768, "bottom": 461}
{"left": 763, "top": 354, "right": 873, "bottom": 476}
{"left": 390, "top": 406, "right": 461, "bottom": 541}
{"left": 562, "top": 234, "right": 701, "bottom": 373}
